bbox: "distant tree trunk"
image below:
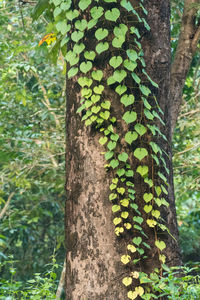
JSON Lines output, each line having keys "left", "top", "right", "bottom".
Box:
{"left": 65, "top": 0, "right": 200, "bottom": 298}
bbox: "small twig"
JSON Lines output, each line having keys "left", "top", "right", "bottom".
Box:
{"left": 0, "top": 192, "right": 15, "bottom": 220}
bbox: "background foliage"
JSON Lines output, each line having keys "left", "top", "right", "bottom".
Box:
{"left": 0, "top": 0, "right": 199, "bottom": 298}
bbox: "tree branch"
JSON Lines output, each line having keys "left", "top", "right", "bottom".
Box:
{"left": 170, "top": 0, "right": 200, "bottom": 135}
{"left": 0, "top": 192, "right": 15, "bottom": 220}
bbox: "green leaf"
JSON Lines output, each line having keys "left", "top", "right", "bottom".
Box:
{"left": 66, "top": 9, "right": 79, "bottom": 20}
{"left": 136, "top": 165, "right": 148, "bottom": 177}
{"left": 99, "top": 136, "right": 108, "bottom": 145}
{"left": 79, "top": 0, "right": 91, "bottom": 10}
{"left": 113, "top": 70, "right": 127, "bottom": 83}
{"left": 73, "top": 43, "right": 85, "bottom": 54}
{"left": 101, "top": 101, "right": 111, "bottom": 110}
{"left": 120, "top": 94, "right": 135, "bottom": 107}
{"left": 105, "top": 8, "right": 120, "bottom": 21}
{"left": 105, "top": 151, "right": 114, "bottom": 160}
{"left": 107, "top": 141, "right": 117, "bottom": 151}
{"left": 95, "top": 28, "right": 109, "bottom": 40}
{"left": 91, "top": 95, "right": 100, "bottom": 103}
{"left": 31, "top": 0, "right": 48, "bottom": 21}
{"left": 134, "top": 124, "right": 147, "bottom": 136}
{"left": 71, "top": 31, "right": 84, "bottom": 42}
{"left": 84, "top": 51, "right": 96, "bottom": 61}
{"left": 155, "top": 240, "right": 166, "bottom": 251}
{"left": 75, "top": 19, "right": 87, "bottom": 31}
{"left": 96, "top": 42, "right": 109, "bottom": 54}
{"left": 139, "top": 85, "right": 151, "bottom": 96}
{"left": 134, "top": 148, "right": 148, "bottom": 161}
{"left": 112, "top": 36, "right": 125, "bottom": 48}
{"left": 143, "top": 193, "right": 153, "bottom": 203}
{"left": 125, "top": 131, "right": 138, "bottom": 144}
{"left": 115, "top": 85, "right": 127, "bottom": 95}
{"left": 117, "top": 168, "right": 125, "bottom": 177}
{"left": 80, "top": 61, "right": 92, "bottom": 74}
{"left": 118, "top": 152, "right": 128, "bottom": 162}
{"left": 94, "top": 85, "right": 104, "bottom": 94}
{"left": 56, "top": 21, "right": 70, "bottom": 35}
{"left": 109, "top": 56, "right": 123, "bottom": 68}
{"left": 109, "top": 193, "right": 117, "bottom": 200}
{"left": 90, "top": 6, "right": 104, "bottom": 19}
{"left": 120, "top": 0, "right": 133, "bottom": 12}
{"left": 144, "top": 109, "right": 154, "bottom": 120}
{"left": 127, "top": 49, "right": 138, "bottom": 61}
{"left": 68, "top": 67, "right": 78, "bottom": 78}
{"left": 125, "top": 170, "right": 134, "bottom": 177}
{"left": 132, "top": 72, "right": 141, "bottom": 84}
{"left": 133, "top": 237, "right": 142, "bottom": 246}
{"left": 110, "top": 133, "right": 119, "bottom": 141}
{"left": 133, "top": 216, "right": 143, "bottom": 225}
{"left": 122, "top": 111, "right": 137, "bottom": 124}
{"left": 110, "top": 159, "right": 119, "bottom": 169}
{"left": 100, "top": 110, "right": 110, "bottom": 120}
{"left": 91, "top": 70, "right": 103, "bottom": 81}
{"left": 124, "top": 59, "right": 137, "bottom": 71}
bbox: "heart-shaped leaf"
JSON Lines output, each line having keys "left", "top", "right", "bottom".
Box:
{"left": 56, "top": 21, "right": 70, "bottom": 35}
{"left": 136, "top": 165, "right": 148, "bottom": 177}
{"left": 127, "top": 244, "right": 136, "bottom": 253}
{"left": 144, "top": 205, "right": 152, "bottom": 213}
{"left": 92, "top": 106, "right": 101, "bottom": 114}
{"left": 115, "top": 84, "right": 127, "bottom": 95}
{"left": 110, "top": 159, "right": 119, "bottom": 169}
{"left": 100, "top": 110, "right": 110, "bottom": 120}
{"left": 68, "top": 67, "right": 78, "bottom": 78}
{"left": 113, "top": 70, "right": 127, "bottom": 82}
{"left": 75, "top": 19, "right": 87, "bottom": 31}
{"left": 134, "top": 124, "right": 147, "bottom": 136}
{"left": 101, "top": 100, "right": 110, "bottom": 110}
{"left": 80, "top": 61, "right": 92, "bottom": 73}
{"left": 112, "top": 205, "right": 120, "bottom": 213}
{"left": 79, "top": 0, "right": 91, "bottom": 10}
{"left": 114, "top": 24, "right": 128, "bottom": 36}
{"left": 105, "top": 8, "right": 120, "bottom": 21}
{"left": 117, "top": 168, "right": 125, "bottom": 177}
{"left": 118, "top": 152, "right": 128, "bottom": 162}
{"left": 96, "top": 42, "right": 109, "bottom": 54}
{"left": 99, "top": 136, "right": 107, "bottom": 145}
{"left": 109, "top": 56, "right": 123, "bottom": 68}
{"left": 133, "top": 237, "right": 142, "bottom": 246}
{"left": 151, "top": 210, "right": 160, "bottom": 219}
{"left": 84, "top": 51, "right": 96, "bottom": 60}
{"left": 78, "top": 77, "right": 93, "bottom": 87}
{"left": 143, "top": 193, "right": 153, "bottom": 203}
{"left": 120, "top": 94, "right": 135, "bottom": 107}
{"left": 124, "top": 223, "right": 132, "bottom": 229}
{"left": 107, "top": 141, "right": 117, "bottom": 150}
{"left": 91, "top": 95, "right": 100, "bottom": 103}
{"left": 113, "top": 217, "right": 122, "bottom": 226}
{"left": 123, "top": 111, "right": 137, "bottom": 124}
{"left": 147, "top": 219, "right": 157, "bottom": 227}
{"left": 122, "top": 277, "right": 132, "bottom": 287}
{"left": 90, "top": 6, "right": 104, "bottom": 19}
{"left": 121, "top": 255, "right": 131, "bottom": 265}
{"left": 112, "top": 36, "right": 125, "bottom": 48}
{"left": 105, "top": 151, "right": 114, "bottom": 160}
{"left": 133, "top": 148, "right": 148, "bottom": 161}
{"left": 133, "top": 216, "right": 143, "bottom": 225}
{"left": 155, "top": 240, "right": 166, "bottom": 251}
{"left": 127, "top": 291, "right": 137, "bottom": 300}
{"left": 93, "top": 85, "right": 104, "bottom": 94}
{"left": 95, "top": 28, "right": 109, "bottom": 40}
{"left": 71, "top": 30, "right": 84, "bottom": 43}
{"left": 92, "top": 70, "right": 103, "bottom": 81}
{"left": 121, "top": 211, "right": 129, "bottom": 219}
{"left": 127, "top": 49, "right": 138, "bottom": 61}
{"left": 124, "top": 59, "right": 137, "bottom": 71}
{"left": 73, "top": 43, "right": 85, "bottom": 54}
{"left": 120, "top": 198, "right": 129, "bottom": 207}
{"left": 125, "top": 131, "right": 138, "bottom": 144}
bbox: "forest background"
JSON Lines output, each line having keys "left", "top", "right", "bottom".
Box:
{"left": 0, "top": 0, "right": 199, "bottom": 298}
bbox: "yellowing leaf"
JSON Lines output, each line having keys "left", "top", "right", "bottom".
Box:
{"left": 122, "top": 277, "right": 132, "bottom": 286}
{"left": 155, "top": 240, "right": 166, "bottom": 251}
{"left": 115, "top": 226, "right": 124, "bottom": 236}
{"left": 113, "top": 217, "right": 122, "bottom": 225}
{"left": 121, "top": 255, "right": 131, "bottom": 264}
{"left": 121, "top": 211, "right": 129, "bottom": 219}
{"left": 127, "top": 244, "right": 136, "bottom": 253}
{"left": 135, "top": 286, "right": 144, "bottom": 296}
{"left": 124, "top": 223, "right": 132, "bottom": 229}
{"left": 147, "top": 219, "right": 157, "bottom": 227}
{"left": 151, "top": 210, "right": 160, "bottom": 219}
{"left": 39, "top": 33, "right": 56, "bottom": 46}
{"left": 159, "top": 254, "right": 166, "bottom": 264}
{"left": 131, "top": 271, "right": 139, "bottom": 279}
{"left": 127, "top": 291, "right": 137, "bottom": 299}
{"left": 120, "top": 198, "right": 129, "bottom": 207}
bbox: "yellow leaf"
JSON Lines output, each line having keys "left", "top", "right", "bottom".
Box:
{"left": 151, "top": 210, "right": 160, "bottom": 219}
{"left": 127, "top": 291, "right": 137, "bottom": 299}
{"left": 135, "top": 286, "right": 144, "bottom": 296}
{"left": 121, "top": 211, "right": 129, "bottom": 218}
{"left": 120, "top": 198, "right": 129, "bottom": 207}
{"left": 146, "top": 219, "right": 157, "bottom": 227}
{"left": 127, "top": 244, "right": 136, "bottom": 253}
{"left": 121, "top": 255, "right": 131, "bottom": 264}
{"left": 124, "top": 223, "right": 132, "bottom": 230}
{"left": 122, "top": 277, "right": 132, "bottom": 286}
{"left": 39, "top": 33, "right": 56, "bottom": 46}
{"left": 115, "top": 227, "right": 124, "bottom": 236}
{"left": 113, "top": 217, "right": 122, "bottom": 226}
{"left": 131, "top": 271, "right": 139, "bottom": 279}
{"left": 155, "top": 240, "right": 166, "bottom": 251}
{"left": 159, "top": 254, "right": 166, "bottom": 264}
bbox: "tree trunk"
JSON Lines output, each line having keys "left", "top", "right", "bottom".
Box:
{"left": 65, "top": 1, "right": 181, "bottom": 299}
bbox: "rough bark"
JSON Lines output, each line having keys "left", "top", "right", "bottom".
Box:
{"left": 65, "top": 1, "right": 182, "bottom": 299}
{"left": 170, "top": 0, "right": 200, "bottom": 135}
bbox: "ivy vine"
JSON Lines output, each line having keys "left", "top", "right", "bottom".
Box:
{"left": 46, "top": 0, "right": 171, "bottom": 298}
